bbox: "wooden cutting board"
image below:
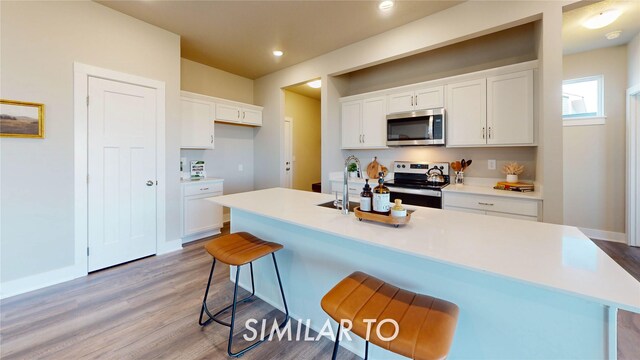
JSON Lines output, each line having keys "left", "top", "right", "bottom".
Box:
{"left": 366, "top": 157, "right": 388, "bottom": 179}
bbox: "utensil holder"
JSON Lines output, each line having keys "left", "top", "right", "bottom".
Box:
{"left": 455, "top": 171, "right": 464, "bottom": 184}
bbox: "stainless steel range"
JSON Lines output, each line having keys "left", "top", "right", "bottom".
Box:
{"left": 385, "top": 161, "right": 450, "bottom": 209}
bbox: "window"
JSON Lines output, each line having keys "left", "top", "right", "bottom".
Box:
{"left": 562, "top": 75, "right": 605, "bottom": 126}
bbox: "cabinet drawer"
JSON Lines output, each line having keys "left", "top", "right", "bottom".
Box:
{"left": 443, "top": 193, "right": 538, "bottom": 217}
{"left": 331, "top": 181, "right": 361, "bottom": 194}
{"left": 183, "top": 181, "right": 223, "bottom": 196}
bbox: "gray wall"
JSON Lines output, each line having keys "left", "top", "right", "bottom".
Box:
{"left": 630, "top": 33, "right": 640, "bottom": 88}
{"left": 563, "top": 45, "right": 628, "bottom": 234}
{"left": 180, "top": 58, "right": 257, "bottom": 196}
{"left": 0, "top": 1, "right": 181, "bottom": 283}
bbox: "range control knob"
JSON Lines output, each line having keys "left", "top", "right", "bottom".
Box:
{"left": 402, "top": 164, "right": 406, "bottom": 168}
{"left": 397, "top": 164, "right": 401, "bottom": 168}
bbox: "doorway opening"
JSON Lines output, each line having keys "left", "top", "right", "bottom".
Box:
{"left": 283, "top": 79, "right": 322, "bottom": 192}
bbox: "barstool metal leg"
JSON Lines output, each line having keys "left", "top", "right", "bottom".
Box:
{"left": 364, "top": 341, "right": 369, "bottom": 360}
{"left": 199, "top": 258, "right": 217, "bottom": 326}
{"left": 331, "top": 324, "right": 341, "bottom": 360}
{"left": 271, "top": 253, "right": 289, "bottom": 321}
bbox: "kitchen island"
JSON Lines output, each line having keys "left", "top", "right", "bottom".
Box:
{"left": 209, "top": 188, "right": 640, "bottom": 359}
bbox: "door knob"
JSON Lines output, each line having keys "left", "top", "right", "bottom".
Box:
{"left": 146, "top": 180, "right": 154, "bottom": 186}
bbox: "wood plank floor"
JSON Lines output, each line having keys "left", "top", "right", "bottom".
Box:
{"left": 1, "top": 226, "right": 638, "bottom": 359}
{"left": 0, "top": 224, "right": 358, "bottom": 360}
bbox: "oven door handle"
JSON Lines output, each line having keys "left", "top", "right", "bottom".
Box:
{"left": 387, "top": 185, "right": 442, "bottom": 197}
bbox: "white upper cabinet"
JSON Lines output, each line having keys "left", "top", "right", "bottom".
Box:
{"left": 180, "top": 95, "right": 215, "bottom": 149}
{"left": 387, "top": 86, "right": 444, "bottom": 114}
{"left": 487, "top": 70, "right": 534, "bottom": 145}
{"left": 446, "top": 69, "right": 534, "bottom": 147}
{"left": 341, "top": 96, "right": 387, "bottom": 149}
{"left": 215, "top": 102, "right": 263, "bottom": 126}
{"left": 446, "top": 78, "right": 487, "bottom": 147}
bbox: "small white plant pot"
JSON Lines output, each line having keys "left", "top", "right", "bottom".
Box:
{"left": 349, "top": 171, "right": 358, "bottom": 178}
{"left": 506, "top": 174, "right": 518, "bottom": 183}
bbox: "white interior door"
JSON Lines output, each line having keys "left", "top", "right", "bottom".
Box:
{"left": 88, "top": 76, "right": 157, "bottom": 272}
{"left": 284, "top": 117, "right": 293, "bottom": 188}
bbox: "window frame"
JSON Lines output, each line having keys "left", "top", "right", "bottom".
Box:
{"left": 562, "top": 75, "right": 606, "bottom": 126}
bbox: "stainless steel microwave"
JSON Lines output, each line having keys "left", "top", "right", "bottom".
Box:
{"left": 386, "top": 108, "right": 446, "bottom": 146}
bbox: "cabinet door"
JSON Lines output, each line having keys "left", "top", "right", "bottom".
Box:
{"left": 387, "top": 91, "right": 415, "bottom": 114}
{"left": 446, "top": 78, "right": 487, "bottom": 147}
{"left": 341, "top": 100, "right": 362, "bottom": 149}
{"left": 180, "top": 97, "right": 214, "bottom": 149}
{"left": 215, "top": 103, "right": 240, "bottom": 123}
{"left": 415, "top": 86, "right": 444, "bottom": 110}
{"left": 362, "top": 96, "right": 387, "bottom": 148}
{"left": 183, "top": 193, "right": 223, "bottom": 236}
{"left": 487, "top": 70, "right": 534, "bottom": 145}
{"left": 241, "top": 108, "right": 262, "bottom": 126}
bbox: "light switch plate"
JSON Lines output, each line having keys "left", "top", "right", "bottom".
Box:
{"left": 488, "top": 160, "right": 496, "bottom": 170}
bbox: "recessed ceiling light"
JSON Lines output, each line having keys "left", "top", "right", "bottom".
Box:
{"left": 606, "top": 30, "right": 622, "bottom": 40}
{"left": 378, "top": 0, "right": 394, "bottom": 11}
{"left": 583, "top": 9, "right": 622, "bottom": 29}
{"left": 273, "top": 50, "right": 284, "bottom": 57}
{"left": 307, "top": 80, "right": 321, "bottom": 89}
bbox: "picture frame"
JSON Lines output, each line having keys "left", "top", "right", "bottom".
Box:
{"left": 0, "top": 99, "right": 45, "bottom": 138}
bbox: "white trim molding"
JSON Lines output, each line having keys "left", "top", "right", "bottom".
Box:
{"left": 562, "top": 116, "right": 606, "bottom": 127}
{"left": 627, "top": 84, "right": 640, "bottom": 247}
{"left": 0, "top": 265, "right": 83, "bottom": 300}
{"left": 74, "top": 62, "right": 167, "bottom": 278}
{"left": 579, "top": 227, "right": 627, "bottom": 244}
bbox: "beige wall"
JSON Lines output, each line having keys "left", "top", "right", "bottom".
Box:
{"left": 563, "top": 46, "right": 627, "bottom": 234}
{"left": 629, "top": 32, "right": 640, "bottom": 88}
{"left": 181, "top": 58, "right": 254, "bottom": 103}
{"left": 0, "top": 1, "right": 181, "bottom": 284}
{"left": 284, "top": 91, "right": 321, "bottom": 191}
{"left": 180, "top": 60, "right": 256, "bottom": 196}
{"left": 345, "top": 22, "right": 537, "bottom": 96}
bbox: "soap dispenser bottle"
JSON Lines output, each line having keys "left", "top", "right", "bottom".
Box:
{"left": 360, "top": 179, "right": 373, "bottom": 212}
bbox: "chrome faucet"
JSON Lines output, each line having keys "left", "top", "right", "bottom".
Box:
{"left": 342, "top": 155, "right": 361, "bottom": 214}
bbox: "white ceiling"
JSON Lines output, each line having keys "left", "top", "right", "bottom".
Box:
{"left": 97, "top": 0, "right": 463, "bottom": 79}
{"left": 563, "top": 0, "right": 640, "bottom": 55}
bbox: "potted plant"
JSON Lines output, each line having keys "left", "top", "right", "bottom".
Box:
{"left": 348, "top": 162, "right": 359, "bottom": 178}
{"left": 502, "top": 162, "right": 524, "bottom": 183}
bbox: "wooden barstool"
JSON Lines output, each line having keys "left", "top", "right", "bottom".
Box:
{"left": 321, "top": 271, "right": 459, "bottom": 360}
{"left": 199, "top": 232, "right": 289, "bottom": 357}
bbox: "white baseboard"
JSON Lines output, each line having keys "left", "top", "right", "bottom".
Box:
{"left": 157, "top": 238, "right": 183, "bottom": 255}
{"left": 579, "top": 227, "right": 627, "bottom": 244}
{"left": 0, "top": 265, "right": 85, "bottom": 300}
{"left": 181, "top": 229, "right": 221, "bottom": 245}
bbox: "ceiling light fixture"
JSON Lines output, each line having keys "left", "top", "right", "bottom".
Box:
{"left": 378, "top": 0, "right": 394, "bottom": 11}
{"left": 582, "top": 9, "right": 622, "bottom": 29}
{"left": 273, "top": 50, "right": 284, "bottom": 57}
{"left": 605, "top": 30, "right": 622, "bottom": 40}
{"left": 307, "top": 80, "right": 321, "bottom": 89}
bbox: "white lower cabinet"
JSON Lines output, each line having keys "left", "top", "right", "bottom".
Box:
{"left": 181, "top": 179, "right": 224, "bottom": 243}
{"left": 443, "top": 192, "right": 541, "bottom": 221}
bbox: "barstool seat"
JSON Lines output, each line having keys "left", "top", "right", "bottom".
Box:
{"left": 322, "top": 271, "right": 459, "bottom": 360}
{"left": 204, "top": 232, "right": 283, "bottom": 266}
{"left": 199, "top": 232, "right": 289, "bottom": 357}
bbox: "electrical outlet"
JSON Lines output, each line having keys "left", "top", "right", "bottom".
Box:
{"left": 238, "top": 164, "right": 243, "bottom": 171}
{"left": 488, "top": 160, "right": 496, "bottom": 170}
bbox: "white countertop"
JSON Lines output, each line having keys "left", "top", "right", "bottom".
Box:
{"left": 210, "top": 188, "right": 640, "bottom": 312}
{"left": 180, "top": 177, "right": 224, "bottom": 184}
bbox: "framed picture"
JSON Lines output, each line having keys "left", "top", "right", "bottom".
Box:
{"left": 0, "top": 99, "right": 45, "bottom": 138}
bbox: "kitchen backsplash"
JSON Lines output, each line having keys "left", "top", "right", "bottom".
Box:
{"left": 344, "top": 146, "right": 537, "bottom": 180}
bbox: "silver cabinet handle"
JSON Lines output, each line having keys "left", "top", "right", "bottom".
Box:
{"left": 200, "top": 187, "right": 209, "bottom": 191}
{"left": 146, "top": 180, "right": 154, "bottom": 186}
{"left": 482, "top": 127, "right": 486, "bottom": 139}
{"left": 362, "top": 134, "right": 365, "bottom": 143}
{"left": 478, "top": 202, "right": 494, "bottom": 206}
{"left": 488, "top": 127, "right": 492, "bottom": 139}
{"left": 237, "top": 110, "right": 240, "bottom": 119}
{"left": 286, "top": 168, "right": 290, "bottom": 171}
{"left": 414, "top": 95, "right": 417, "bottom": 106}
{"left": 411, "top": 96, "right": 413, "bottom": 106}
{"left": 242, "top": 111, "right": 245, "bottom": 119}
{"left": 210, "top": 135, "right": 213, "bottom": 143}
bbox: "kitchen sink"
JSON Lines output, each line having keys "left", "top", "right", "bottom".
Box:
{"left": 317, "top": 200, "right": 359, "bottom": 212}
